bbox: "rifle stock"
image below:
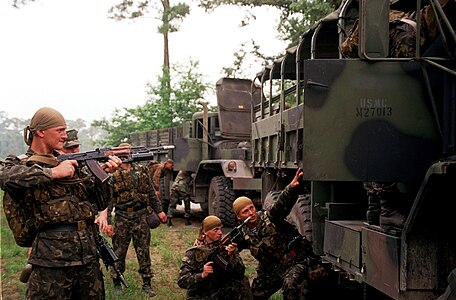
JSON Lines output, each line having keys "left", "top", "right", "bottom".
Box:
{"left": 96, "top": 232, "right": 129, "bottom": 288}
{"left": 58, "top": 145, "right": 175, "bottom": 183}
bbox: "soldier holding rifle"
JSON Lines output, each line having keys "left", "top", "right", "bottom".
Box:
{"left": 0, "top": 107, "right": 121, "bottom": 300}
{"left": 232, "top": 169, "right": 326, "bottom": 300}
{"left": 104, "top": 143, "right": 166, "bottom": 297}
{"left": 177, "top": 215, "right": 252, "bottom": 300}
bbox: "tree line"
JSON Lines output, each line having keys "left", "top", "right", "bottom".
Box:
{"left": 7, "top": 0, "right": 341, "bottom": 148}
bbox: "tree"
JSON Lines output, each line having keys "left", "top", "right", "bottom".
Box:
{"left": 109, "top": 0, "right": 190, "bottom": 71}
{"left": 92, "top": 60, "right": 212, "bottom": 146}
{"left": 199, "top": 0, "right": 340, "bottom": 76}
{"left": 0, "top": 112, "right": 28, "bottom": 159}
{"left": 11, "top": 0, "right": 34, "bottom": 8}
{"left": 109, "top": 0, "right": 190, "bottom": 125}
{"left": 0, "top": 112, "right": 104, "bottom": 158}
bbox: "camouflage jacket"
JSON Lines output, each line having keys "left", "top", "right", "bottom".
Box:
{"left": 239, "top": 184, "right": 313, "bottom": 276}
{"left": 147, "top": 161, "right": 165, "bottom": 191}
{"left": 178, "top": 240, "right": 246, "bottom": 299}
{"left": 0, "top": 148, "right": 102, "bottom": 267}
{"left": 108, "top": 164, "right": 162, "bottom": 219}
{"left": 171, "top": 171, "right": 191, "bottom": 194}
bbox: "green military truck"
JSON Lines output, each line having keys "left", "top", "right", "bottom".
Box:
{"left": 129, "top": 78, "right": 262, "bottom": 227}
{"left": 248, "top": 0, "right": 456, "bottom": 299}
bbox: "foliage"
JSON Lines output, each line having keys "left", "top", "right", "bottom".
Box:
{"left": 201, "top": 0, "right": 340, "bottom": 77}
{"left": 198, "top": 0, "right": 339, "bottom": 45}
{"left": 222, "top": 39, "right": 278, "bottom": 78}
{"left": 11, "top": 0, "right": 34, "bottom": 8}
{"left": 92, "top": 60, "right": 213, "bottom": 146}
{"left": 109, "top": 0, "right": 190, "bottom": 71}
{"left": 109, "top": 0, "right": 190, "bottom": 26}
{"left": 0, "top": 112, "right": 28, "bottom": 159}
{"left": 278, "top": 0, "right": 335, "bottom": 45}
{"left": 0, "top": 111, "right": 107, "bottom": 157}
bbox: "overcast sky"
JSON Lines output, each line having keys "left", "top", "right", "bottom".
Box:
{"left": 0, "top": 0, "right": 286, "bottom": 123}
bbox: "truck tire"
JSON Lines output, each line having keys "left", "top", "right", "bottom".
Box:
{"left": 208, "top": 176, "right": 236, "bottom": 227}
{"left": 262, "top": 191, "right": 281, "bottom": 211}
{"left": 263, "top": 191, "right": 312, "bottom": 242}
{"left": 287, "top": 194, "right": 313, "bottom": 242}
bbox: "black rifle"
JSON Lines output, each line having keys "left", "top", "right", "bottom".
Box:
{"left": 96, "top": 231, "right": 129, "bottom": 288}
{"left": 58, "top": 145, "right": 175, "bottom": 183}
{"left": 206, "top": 216, "right": 252, "bottom": 271}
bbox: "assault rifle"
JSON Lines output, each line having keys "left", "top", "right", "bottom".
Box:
{"left": 58, "top": 145, "right": 175, "bottom": 183}
{"left": 96, "top": 231, "right": 129, "bottom": 288}
{"left": 206, "top": 216, "right": 252, "bottom": 271}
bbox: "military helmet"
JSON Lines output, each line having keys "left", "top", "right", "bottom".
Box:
{"left": 63, "top": 129, "right": 81, "bottom": 149}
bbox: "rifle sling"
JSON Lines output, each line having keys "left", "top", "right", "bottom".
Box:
{"left": 27, "top": 154, "right": 59, "bottom": 167}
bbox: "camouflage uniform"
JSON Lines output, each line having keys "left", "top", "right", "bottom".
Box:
{"left": 168, "top": 170, "right": 192, "bottom": 225}
{"left": 341, "top": 10, "right": 417, "bottom": 59}
{"left": 0, "top": 149, "right": 106, "bottom": 300}
{"left": 148, "top": 161, "right": 172, "bottom": 214}
{"left": 177, "top": 240, "right": 252, "bottom": 300}
{"left": 108, "top": 163, "right": 163, "bottom": 292}
{"left": 238, "top": 184, "right": 314, "bottom": 300}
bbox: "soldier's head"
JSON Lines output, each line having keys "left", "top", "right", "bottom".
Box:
{"left": 119, "top": 142, "right": 131, "bottom": 148}
{"left": 118, "top": 143, "right": 132, "bottom": 170}
{"left": 198, "top": 215, "right": 223, "bottom": 244}
{"left": 177, "top": 170, "right": 188, "bottom": 178}
{"left": 24, "top": 107, "right": 67, "bottom": 152}
{"left": 164, "top": 159, "right": 174, "bottom": 171}
{"left": 62, "top": 129, "right": 81, "bottom": 153}
{"left": 233, "top": 196, "right": 257, "bottom": 226}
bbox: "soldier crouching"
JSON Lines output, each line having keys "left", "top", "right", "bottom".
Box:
{"left": 177, "top": 216, "right": 252, "bottom": 300}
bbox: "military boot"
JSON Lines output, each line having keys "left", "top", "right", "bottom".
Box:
{"left": 184, "top": 213, "right": 191, "bottom": 226}
{"left": 366, "top": 193, "right": 380, "bottom": 225}
{"left": 184, "top": 217, "right": 191, "bottom": 226}
{"left": 379, "top": 188, "right": 406, "bottom": 231}
{"left": 142, "top": 278, "right": 156, "bottom": 297}
{"left": 167, "top": 217, "right": 173, "bottom": 227}
{"left": 113, "top": 278, "right": 122, "bottom": 295}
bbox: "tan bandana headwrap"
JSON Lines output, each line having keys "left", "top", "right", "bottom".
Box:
{"left": 233, "top": 196, "right": 253, "bottom": 216}
{"left": 195, "top": 215, "right": 222, "bottom": 243}
{"left": 24, "top": 107, "right": 66, "bottom": 146}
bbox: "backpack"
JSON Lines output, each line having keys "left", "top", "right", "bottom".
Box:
{"left": 3, "top": 189, "right": 37, "bottom": 247}
{"left": 2, "top": 154, "right": 37, "bottom": 247}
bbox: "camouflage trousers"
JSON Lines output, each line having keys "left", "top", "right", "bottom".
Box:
{"left": 168, "top": 190, "right": 191, "bottom": 218}
{"left": 111, "top": 210, "right": 153, "bottom": 279}
{"left": 26, "top": 259, "right": 104, "bottom": 300}
{"left": 251, "top": 263, "right": 307, "bottom": 300}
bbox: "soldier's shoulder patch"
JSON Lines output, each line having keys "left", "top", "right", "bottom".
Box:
{"left": 188, "top": 246, "right": 210, "bottom": 262}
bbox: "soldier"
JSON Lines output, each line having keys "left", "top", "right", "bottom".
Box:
{"left": 0, "top": 107, "right": 121, "bottom": 300}
{"left": 232, "top": 169, "right": 324, "bottom": 299}
{"left": 177, "top": 215, "right": 252, "bottom": 300}
{"left": 147, "top": 159, "right": 174, "bottom": 214}
{"left": 168, "top": 170, "right": 192, "bottom": 226}
{"left": 106, "top": 143, "right": 167, "bottom": 297}
{"left": 62, "top": 129, "right": 81, "bottom": 153}
{"left": 20, "top": 128, "right": 88, "bottom": 284}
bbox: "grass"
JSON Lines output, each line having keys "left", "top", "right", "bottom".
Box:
{"left": 0, "top": 190, "right": 283, "bottom": 299}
